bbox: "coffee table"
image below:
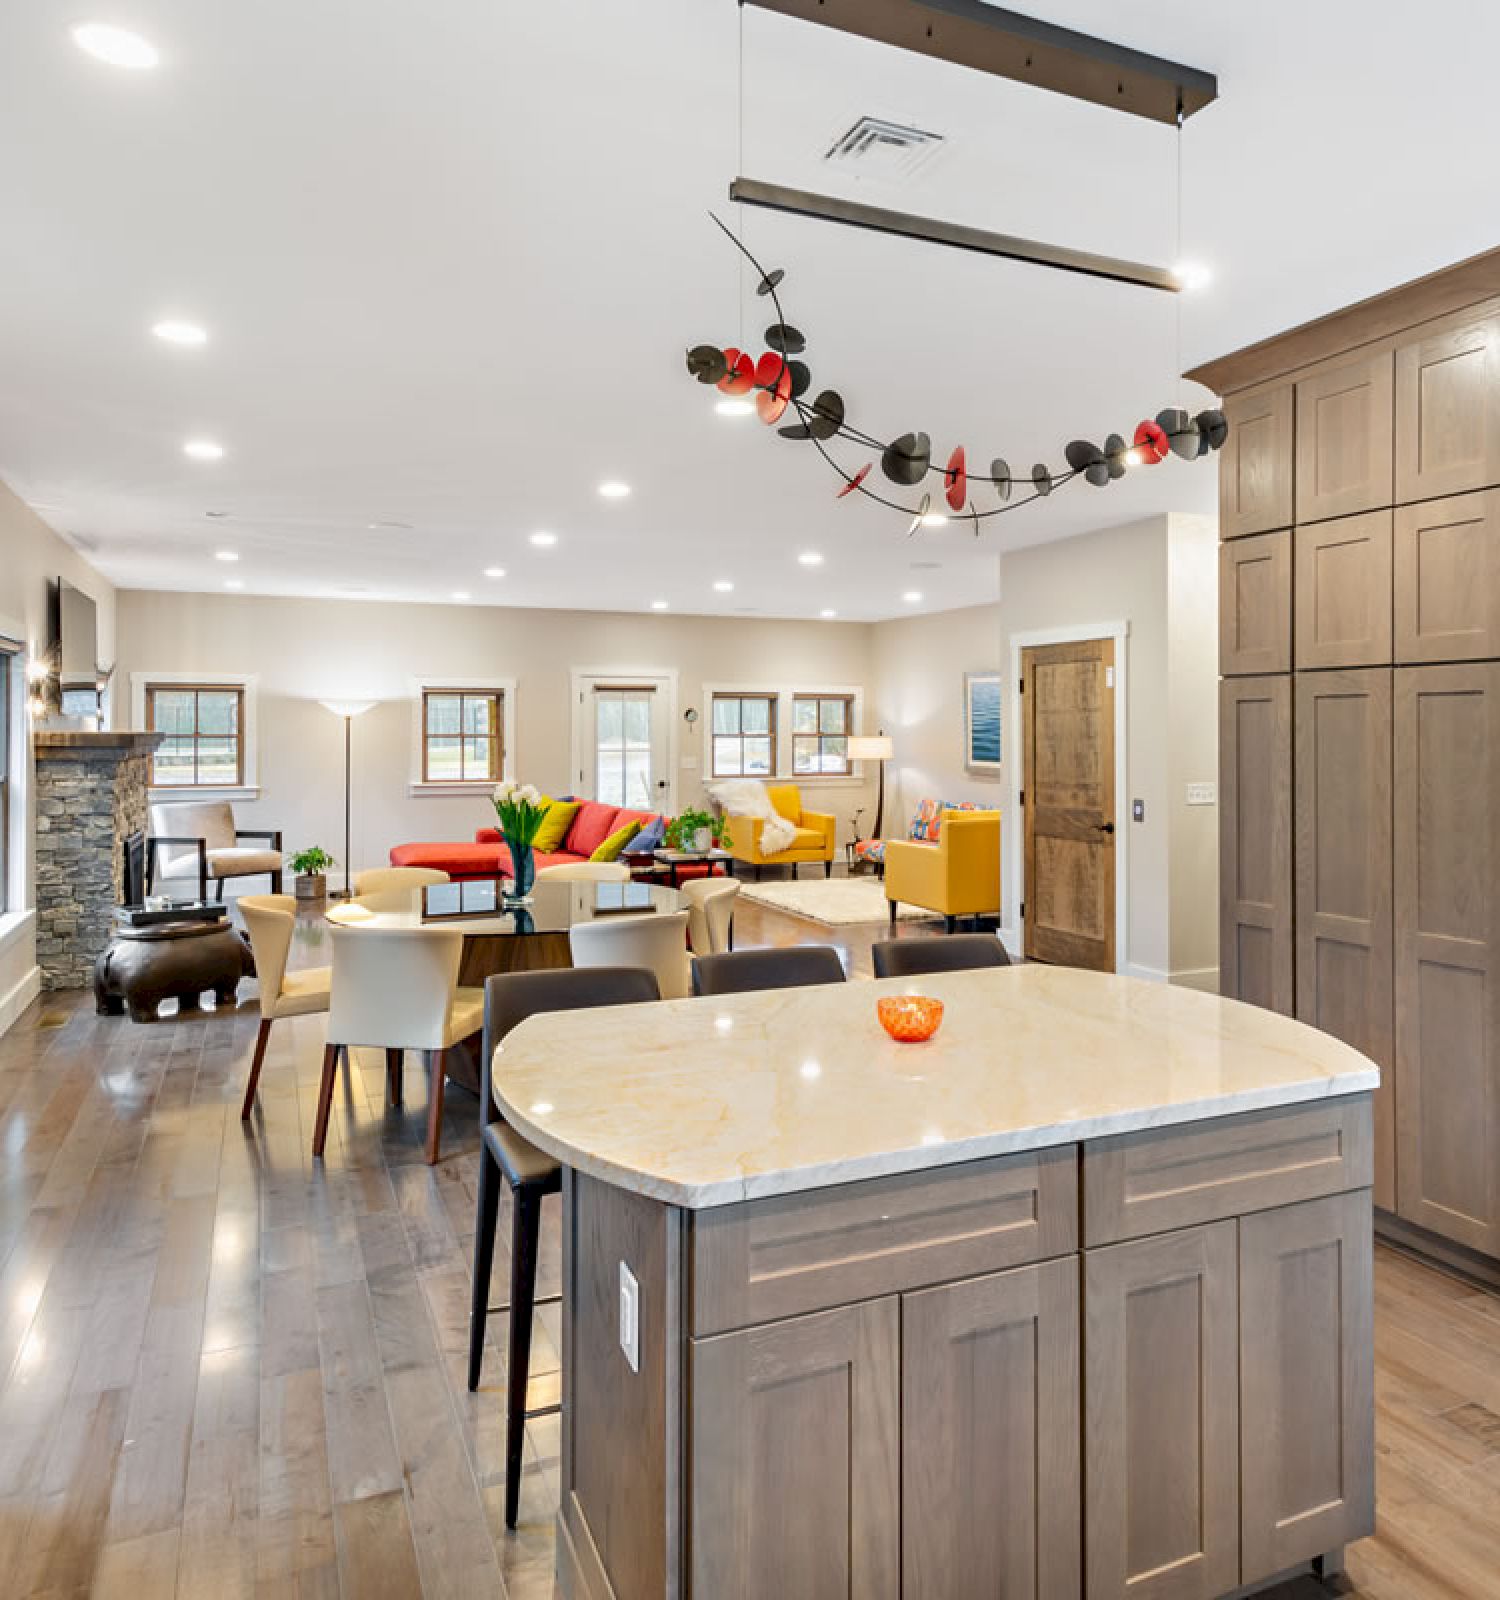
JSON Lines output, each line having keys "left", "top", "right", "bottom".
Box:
{"left": 649, "top": 848, "right": 734, "bottom": 887}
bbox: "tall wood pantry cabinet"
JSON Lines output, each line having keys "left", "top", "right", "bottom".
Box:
{"left": 1200, "top": 264, "right": 1500, "bottom": 1268}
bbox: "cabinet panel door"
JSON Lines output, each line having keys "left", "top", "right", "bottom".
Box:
{"left": 1220, "top": 531, "right": 1291, "bottom": 675}
{"left": 1395, "top": 304, "right": 1500, "bottom": 502}
{"left": 1294, "top": 511, "right": 1393, "bottom": 668}
{"left": 1295, "top": 670, "right": 1395, "bottom": 1209}
{"left": 903, "top": 1259, "right": 1079, "bottom": 1600}
{"left": 1084, "top": 1223, "right": 1239, "bottom": 1600}
{"left": 690, "top": 1298, "right": 899, "bottom": 1600}
{"left": 1295, "top": 350, "right": 1394, "bottom": 522}
{"left": 1394, "top": 664, "right": 1500, "bottom": 1253}
{"left": 1393, "top": 489, "right": 1500, "bottom": 663}
{"left": 1221, "top": 382, "right": 1294, "bottom": 538}
{"left": 1219, "top": 677, "right": 1293, "bottom": 1014}
{"left": 1240, "top": 1191, "right": 1375, "bottom": 1583}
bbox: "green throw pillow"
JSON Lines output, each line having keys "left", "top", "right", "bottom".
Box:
{"left": 590, "top": 820, "right": 641, "bottom": 862}
{"left": 532, "top": 798, "right": 581, "bottom": 854}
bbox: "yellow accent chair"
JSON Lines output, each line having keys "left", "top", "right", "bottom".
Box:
{"left": 884, "top": 808, "right": 1001, "bottom": 930}
{"left": 725, "top": 784, "right": 838, "bottom": 878}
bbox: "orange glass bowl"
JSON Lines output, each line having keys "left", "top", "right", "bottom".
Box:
{"left": 877, "top": 995, "right": 945, "bottom": 1043}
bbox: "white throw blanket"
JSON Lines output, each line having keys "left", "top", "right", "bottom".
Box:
{"left": 709, "top": 778, "right": 799, "bottom": 855}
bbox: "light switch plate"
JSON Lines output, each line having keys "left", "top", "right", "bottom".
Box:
{"left": 1186, "top": 782, "right": 1217, "bottom": 806}
{"left": 1132, "top": 798, "right": 1145, "bottom": 823}
{"left": 619, "top": 1261, "right": 640, "bottom": 1373}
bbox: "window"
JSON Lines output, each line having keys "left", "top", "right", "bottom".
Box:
{"left": 792, "top": 693, "right": 853, "bottom": 776}
{"left": 145, "top": 684, "right": 244, "bottom": 787}
{"left": 0, "top": 650, "right": 10, "bottom": 913}
{"left": 711, "top": 693, "right": 776, "bottom": 778}
{"left": 422, "top": 688, "right": 503, "bottom": 783}
{"left": 593, "top": 686, "right": 655, "bottom": 809}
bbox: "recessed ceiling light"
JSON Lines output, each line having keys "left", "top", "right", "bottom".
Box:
{"left": 214, "top": 550, "right": 238, "bottom": 563}
{"left": 598, "top": 480, "right": 631, "bottom": 499}
{"left": 223, "top": 578, "right": 243, "bottom": 590}
{"left": 650, "top": 599, "right": 669, "bottom": 611}
{"left": 183, "top": 439, "right": 224, "bottom": 461}
{"left": 910, "top": 560, "right": 942, "bottom": 570}
{"left": 714, "top": 398, "right": 754, "bottom": 418}
{"left": 366, "top": 519, "right": 413, "bottom": 531}
{"left": 483, "top": 566, "right": 506, "bottom": 579}
{"left": 204, "top": 510, "right": 230, "bottom": 519}
{"left": 529, "top": 530, "right": 558, "bottom": 548}
{"left": 451, "top": 590, "right": 471, "bottom": 601}
{"left": 920, "top": 513, "right": 949, "bottom": 527}
{"left": 798, "top": 551, "right": 824, "bottom": 567}
{"left": 902, "top": 590, "right": 923, "bottom": 603}
{"left": 72, "top": 22, "right": 159, "bottom": 69}
{"left": 152, "top": 319, "right": 207, "bottom": 346}
{"left": 1173, "top": 260, "right": 1212, "bottom": 292}
{"left": 713, "top": 579, "right": 734, "bottom": 593}
{"left": 820, "top": 608, "right": 837, "bottom": 619}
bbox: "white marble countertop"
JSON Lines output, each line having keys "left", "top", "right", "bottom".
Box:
{"left": 490, "top": 966, "right": 1380, "bottom": 1209}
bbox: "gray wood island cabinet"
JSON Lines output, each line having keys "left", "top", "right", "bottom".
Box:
{"left": 491, "top": 966, "right": 1379, "bottom": 1600}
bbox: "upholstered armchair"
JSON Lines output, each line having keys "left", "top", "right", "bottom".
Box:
{"left": 884, "top": 808, "right": 1001, "bottom": 930}
{"left": 146, "top": 799, "right": 284, "bottom": 902}
{"left": 724, "top": 783, "right": 837, "bottom": 877}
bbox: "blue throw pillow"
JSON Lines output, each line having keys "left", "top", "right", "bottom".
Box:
{"left": 624, "top": 814, "right": 666, "bottom": 855}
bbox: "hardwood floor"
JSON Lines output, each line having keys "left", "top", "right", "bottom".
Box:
{"left": 0, "top": 894, "right": 1495, "bottom": 1597}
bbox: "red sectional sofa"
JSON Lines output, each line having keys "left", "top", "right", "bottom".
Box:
{"left": 389, "top": 799, "right": 724, "bottom": 882}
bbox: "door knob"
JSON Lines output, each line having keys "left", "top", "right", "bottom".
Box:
{"left": 1096, "top": 822, "right": 1115, "bottom": 834}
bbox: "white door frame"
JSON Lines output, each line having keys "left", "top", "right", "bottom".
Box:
{"left": 1005, "top": 621, "right": 1129, "bottom": 972}
{"left": 569, "top": 667, "right": 679, "bottom": 812}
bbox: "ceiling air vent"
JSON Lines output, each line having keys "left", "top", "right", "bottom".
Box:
{"left": 824, "top": 116, "right": 944, "bottom": 181}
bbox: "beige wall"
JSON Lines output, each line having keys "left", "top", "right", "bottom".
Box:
{"left": 0, "top": 481, "right": 118, "bottom": 1030}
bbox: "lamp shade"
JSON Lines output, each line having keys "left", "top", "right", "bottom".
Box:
{"left": 848, "top": 735, "right": 894, "bottom": 762}
{"left": 318, "top": 698, "right": 377, "bottom": 719}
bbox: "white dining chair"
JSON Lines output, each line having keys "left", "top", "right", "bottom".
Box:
{"left": 238, "top": 893, "right": 331, "bottom": 1119}
{"left": 569, "top": 910, "right": 691, "bottom": 1000}
{"left": 681, "top": 877, "right": 740, "bottom": 956}
{"left": 353, "top": 865, "right": 451, "bottom": 895}
{"left": 535, "top": 861, "right": 631, "bottom": 883}
{"left": 316, "top": 923, "right": 485, "bottom": 1164}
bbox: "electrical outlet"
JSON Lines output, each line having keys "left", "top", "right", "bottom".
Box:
{"left": 619, "top": 1261, "right": 640, "bottom": 1373}
{"left": 1186, "top": 782, "right": 1217, "bottom": 806}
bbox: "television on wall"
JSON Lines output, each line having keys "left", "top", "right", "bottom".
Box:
{"left": 57, "top": 578, "right": 98, "bottom": 690}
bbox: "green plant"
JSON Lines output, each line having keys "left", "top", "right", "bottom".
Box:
{"left": 289, "top": 846, "right": 335, "bottom": 876}
{"left": 665, "top": 807, "right": 727, "bottom": 851}
{"left": 491, "top": 781, "right": 548, "bottom": 845}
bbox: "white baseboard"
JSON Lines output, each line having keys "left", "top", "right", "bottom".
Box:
{"left": 1120, "top": 961, "right": 1168, "bottom": 983}
{"left": 1168, "top": 965, "right": 1221, "bottom": 992}
{"left": 0, "top": 963, "right": 41, "bottom": 1038}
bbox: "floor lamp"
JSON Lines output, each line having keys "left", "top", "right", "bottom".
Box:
{"left": 848, "top": 732, "right": 894, "bottom": 840}
{"left": 319, "top": 699, "right": 377, "bottom": 898}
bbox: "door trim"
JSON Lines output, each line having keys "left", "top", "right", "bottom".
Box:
{"left": 1005, "top": 622, "right": 1129, "bottom": 971}
{"left": 569, "top": 667, "right": 679, "bottom": 812}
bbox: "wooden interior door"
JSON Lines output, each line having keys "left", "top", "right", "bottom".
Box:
{"left": 1021, "top": 638, "right": 1116, "bottom": 970}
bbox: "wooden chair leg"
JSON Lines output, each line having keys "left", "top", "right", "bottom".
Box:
{"left": 889, "top": 898, "right": 898, "bottom": 926}
{"left": 240, "top": 1016, "right": 273, "bottom": 1119}
{"left": 824, "top": 859, "right": 832, "bottom": 878}
{"left": 504, "top": 1185, "right": 543, "bottom": 1528}
{"left": 425, "top": 1050, "right": 447, "bottom": 1164}
{"left": 312, "top": 1042, "right": 341, "bottom": 1157}
{"left": 386, "top": 1048, "right": 404, "bottom": 1107}
{"left": 468, "top": 1142, "right": 502, "bottom": 1391}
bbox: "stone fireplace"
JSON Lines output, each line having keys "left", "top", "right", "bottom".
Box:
{"left": 33, "top": 731, "right": 162, "bottom": 989}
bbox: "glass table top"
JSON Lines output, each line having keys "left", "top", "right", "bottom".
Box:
{"left": 326, "top": 876, "right": 682, "bottom": 936}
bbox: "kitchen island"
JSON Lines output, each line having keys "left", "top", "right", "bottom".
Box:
{"left": 492, "top": 964, "right": 1379, "bottom": 1600}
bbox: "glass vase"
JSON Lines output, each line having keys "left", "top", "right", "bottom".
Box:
{"left": 504, "top": 836, "right": 535, "bottom": 904}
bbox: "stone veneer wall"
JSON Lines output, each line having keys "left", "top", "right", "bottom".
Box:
{"left": 34, "top": 743, "right": 153, "bottom": 989}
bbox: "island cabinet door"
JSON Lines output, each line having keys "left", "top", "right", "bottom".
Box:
{"left": 1239, "top": 1191, "right": 1375, "bottom": 1582}
{"left": 688, "top": 1296, "right": 899, "bottom": 1600}
{"left": 1084, "top": 1222, "right": 1239, "bottom": 1600}
{"left": 901, "top": 1258, "right": 1080, "bottom": 1600}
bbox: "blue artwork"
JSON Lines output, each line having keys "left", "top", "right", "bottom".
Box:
{"left": 965, "top": 672, "right": 1002, "bottom": 772}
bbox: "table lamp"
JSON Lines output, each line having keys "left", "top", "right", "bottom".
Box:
{"left": 848, "top": 731, "right": 894, "bottom": 840}
{"left": 319, "top": 699, "right": 377, "bottom": 898}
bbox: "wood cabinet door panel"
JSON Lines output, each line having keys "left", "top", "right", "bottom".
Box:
{"left": 1219, "top": 677, "right": 1293, "bottom": 1014}
{"left": 1085, "top": 1223, "right": 1239, "bottom": 1600}
{"left": 1295, "top": 670, "right": 1395, "bottom": 1209}
{"left": 902, "top": 1259, "right": 1080, "bottom": 1600}
{"left": 1394, "top": 663, "right": 1500, "bottom": 1253}
{"left": 1294, "top": 511, "right": 1393, "bottom": 668}
{"left": 1240, "top": 1191, "right": 1375, "bottom": 1580}
{"left": 1393, "top": 488, "right": 1500, "bottom": 662}
{"left": 1395, "top": 303, "right": 1500, "bottom": 502}
{"left": 690, "top": 1298, "right": 899, "bottom": 1600}
{"left": 1220, "top": 530, "right": 1291, "bottom": 675}
{"left": 1295, "top": 350, "right": 1394, "bottom": 522}
{"left": 1220, "top": 382, "right": 1294, "bottom": 538}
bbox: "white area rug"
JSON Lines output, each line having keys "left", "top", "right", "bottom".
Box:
{"left": 738, "top": 876, "right": 937, "bottom": 926}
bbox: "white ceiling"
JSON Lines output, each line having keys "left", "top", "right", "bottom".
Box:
{"left": 1, "top": 1, "right": 1497, "bottom": 621}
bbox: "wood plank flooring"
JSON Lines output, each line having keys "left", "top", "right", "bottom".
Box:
{"left": 0, "top": 895, "right": 1494, "bottom": 1597}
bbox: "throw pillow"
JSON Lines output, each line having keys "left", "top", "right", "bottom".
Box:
{"left": 623, "top": 814, "right": 666, "bottom": 856}
{"left": 910, "top": 797, "right": 943, "bottom": 842}
{"left": 532, "top": 798, "right": 581, "bottom": 854}
{"left": 590, "top": 820, "right": 642, "bottom": 862}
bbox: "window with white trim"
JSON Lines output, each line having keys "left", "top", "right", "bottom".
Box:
{"left": 0, "top": 648, "right": 11, "bottom": 914}
{"left": 791, "top": 693, "right": 853, "bottom": 776}
{"left": 710, "top": 692, "right": 776, "bottom": 778}
{"left": 145, "top": 683, "right": 244, "bottom": 787}
{"left": 421, "top": 687, "right": 503, "bottom": 783}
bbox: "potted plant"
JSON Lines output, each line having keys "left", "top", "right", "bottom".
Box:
{"left": 665, "top": 807, "right": 727, "bottom": 855}
{"left": 289, "top": 846, "right": 335, "bottom": 901}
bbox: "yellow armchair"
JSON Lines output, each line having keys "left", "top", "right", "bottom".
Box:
{"left": 725, "top": 783, "right": 837, "bottom": 877}
{"left": 885, "top": 809, "right": 1000, "bottom": 928}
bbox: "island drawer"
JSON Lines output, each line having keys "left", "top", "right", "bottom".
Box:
{"left": 688, "top": 1144, "right": 1078, "bottom": 1336}
{"left": 1083, "top": 1095, "right": 1374, "bottom": 1246}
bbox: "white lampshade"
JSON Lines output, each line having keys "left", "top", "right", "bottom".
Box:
{"left": 848, "top": 735, "right": 894, "bottom": 762}
{"left": 319, "top": 698, "right": 378, "bottom": 718}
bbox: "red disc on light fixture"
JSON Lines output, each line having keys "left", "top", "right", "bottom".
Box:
{"left": 1132, "top": 419, "right": 1168, "bottom": 464}
{"left": 755, "top": 350, "right": 788, "bottom": 389}
{"left": 944, "top": 445, "right": 967, "bottom": 511}
{"left": 718, "top": 349, "right": 753, "bottom": 396}
{"left": 757, "top": 365, "right": 792, "bottom": 424}
{"left": 837, "top": 462, "right": 872, "bottom": 498}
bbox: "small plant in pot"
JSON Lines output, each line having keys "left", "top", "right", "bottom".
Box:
{"left": 289, "top": 847, "right": 335, "bottom": 901}
{"left": 665, "top": 807, "right": 727, "bottom": 855}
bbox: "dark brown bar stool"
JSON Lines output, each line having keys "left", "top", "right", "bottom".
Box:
{"left": 691, "top": 944, "right": 846, "bottom": 995}
{"left": 469, "top": 964, "right": 661, "bottom": 1530}
{"left": 871, "top": 932, "right": 1012, "bottom": 979}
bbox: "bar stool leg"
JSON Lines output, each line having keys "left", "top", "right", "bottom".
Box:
{"left": 504, "top": 1184, "right": 542, "bottom": 1529}
{"left": 468, "top": 1143, "right": 501, "bottom": 1391}
{"left": 312, "top": 1042, "right": 341, "bottom": 1156}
